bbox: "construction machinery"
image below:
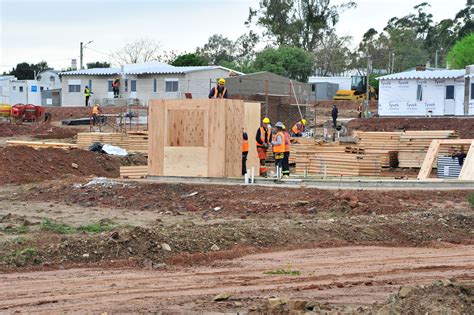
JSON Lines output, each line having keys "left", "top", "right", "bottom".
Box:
{"left": 333, "top": 75, "right": 377, "bottom": 101}
{"left": 0, "top": 104, "right": 12, "bottom": 118}
{"left": 11, "top": 104, "right": 45, "bottom": 124}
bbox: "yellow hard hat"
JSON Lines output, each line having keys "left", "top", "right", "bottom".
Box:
{"left": 262, "top": 117, "right": 270, "bottom": 124}
{"left": 218, "top": 78, "right": 226, "bottom": 85}
{"left": 282, "top": 124, "right": 286, "bottom": 130}
{"left": 301, "top": 119, "right": 307, "bottom": 125}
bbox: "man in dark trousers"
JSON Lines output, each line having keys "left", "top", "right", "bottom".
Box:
{"left": 209, "top": 78, "right": 228, "bottom": 99}
{"left": 242, "top": 130, "right": 249, "bottom": 176}
{"left": 331, "top": 104, "right": 338, "bottom": 128}
{"left": 112, "top": 78, "right": 120, "bottom": 98}
{"left": 84, "top": 86, "right": 91, "bottom": 107}
{"left": 255, "top": 117, "right": 271, "bottom": 177}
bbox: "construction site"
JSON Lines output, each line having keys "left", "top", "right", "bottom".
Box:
{"left": 0, "top": 96, "right": 473, "bottom": 314}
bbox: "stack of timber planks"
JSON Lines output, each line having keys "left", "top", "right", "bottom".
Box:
{"left": 293, "top": 142, "right": 347, "bottom": 175}
{"left": 119, "top": 165, "right": 148, "bottom": 179}
{"left": 308, "top": 154, "right": 381, "bottom": 177}
{"left": 353, "top": 130, "right": 460, "bottom": 168}
{"left": 6, "top": 140, "right": 78, "bottom": 149}
{"left": 76, "top": 132, "right": 148, "bottom": 154}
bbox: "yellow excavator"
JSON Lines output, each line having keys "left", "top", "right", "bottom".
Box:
{"left": 333, "top": 75, "right": 377, "bottom": 101}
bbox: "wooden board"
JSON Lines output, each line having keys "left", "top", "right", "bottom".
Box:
{"left": 120, "top": 166, "right": 148, "bottom": 179}
{"left": 6, "top": 140, "right": 78, "bottom": 149}
{"left": 244, "top": 102, "right": 261, "bottom": 176}
{"left": 459, "top": 142, "right": 474, "bottom": 180}
{"left": 167, "top": 109, "right": 205, "bottom": 147}
{"left": 225, "top": 99, "right": 244, "bottom": 177}
{"left": 163, "top": 147, "right": 208, "bottom": 177}
{"left": 207, "top": 100, "right": 226, "bottom": 177}
{"left": 148, "top": 100, "right": 165, "bottom": 176}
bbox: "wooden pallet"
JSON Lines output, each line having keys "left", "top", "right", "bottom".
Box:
{"left": 77, "top": 132, "right": 148, "bottom": 154}
{"left": 6, "top": 140, "right": 78, "bottom": 149}
{"left": 119, "top": 166, "right": 148, "bottom": 179}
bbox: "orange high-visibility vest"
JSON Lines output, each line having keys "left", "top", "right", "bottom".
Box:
{"left": 273, "top": 132, "right": 285, "bottom": 153}
{"left": 92, "top": 106, "right": 100, "bottom": 115}
{"left": 283, "top": 131, "right": 290, "bottom": 152}
{"left": 291, "top": 122, "right": 304, "bottom": 135}
{"left": 242, "top": 139, "right": 249, "bottom": 152}
{"left": 259, "top": 126, "right": 270, "bottom": 145}
{"left": 214, "top": 86, "right": 227, "bottom": 98}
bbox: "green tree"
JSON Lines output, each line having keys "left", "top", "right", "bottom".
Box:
{"left": 171, "top": 53, "right": 208, "bottom": 66}
{"left": 247, "top": 0, "right": 356, "bottom": 50}
{"left": 253, "top": 46, "right": 314, "bottom": 82}
{"left": 9, "top": 61, "right": 51, "bottom": 80}
{"left": 314, "top": 31, "right": 353, "bottom": 76}
{"left": 86, "top": 61, "right": 111, "bottom": 69}
{"left": 447, "top": 33, "right": 474, "bottom": 69}
{"left": 196, "top": 34, "right": 235, "bottom": 65}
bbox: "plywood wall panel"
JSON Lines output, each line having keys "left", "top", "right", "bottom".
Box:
{"left": 167, "top": 109, "right": 205, "bottom": 147}
{"left": 207, "top": 100, "right": 227, "bottom": 177}
{"left": 244, "top": 102, "right": 261, "bottom": 175}
{"left": 148, "top": 99, "right": 165, "bottom": 176}
{"left": 163, "top": 147, "right": 208, "bottom": 177}
{"left": 225, "top": 100, "right": 245, "bottom": 177}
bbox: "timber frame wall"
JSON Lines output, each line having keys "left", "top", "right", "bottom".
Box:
{"left": 148, "top": 99, "right": 260, "bottom": 178}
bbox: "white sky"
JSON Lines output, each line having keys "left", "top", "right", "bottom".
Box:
{"left": 0, "top": 0, "right": 468, "bottom": 74}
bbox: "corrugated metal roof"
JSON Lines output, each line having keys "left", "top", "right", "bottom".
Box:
{"left": 377, "top": 69, "right": 465, "bottom": 80}
{"left": 60, "top": 68, "right": 121, "bottom": 76}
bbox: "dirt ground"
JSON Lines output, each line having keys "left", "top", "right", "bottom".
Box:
{"left": 1, "top": 109, "right": 474, "bottom": 313}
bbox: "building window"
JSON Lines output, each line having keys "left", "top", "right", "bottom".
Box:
{"left": 165, "top": 80, "right": 179, "bottom": 92}
{"left": 88, "top": 79, "right": 92, "bottom": 92}
{"left": 125, "top": 79, "right": 128, "bottom": 92}
{"left": 445, "top": 85, "right": 454, "bottom": 100}
{"left": 40, "top": 87, "right": 44, "bottom": 91}
{"left": 131, "top": 80, "right": 137, "bottom": 92}
{"left": 108, "top": 80, "right": 113, "bottom": 92}
{"left": 471, "top": 83, "right": 474, "bottom": 100}
{"left": 416, "top": 85, "right": 423, "bottom": 101}
{"left": 12, "top": 86, "right": 16, "bottom": 91}
{"left": 68, "top": 85, "right": 80, "bottom": 93}
{"left": 50, "top": 76, "right": 55, "bottom": 82}
{"left": 153, "top": 79, "right": 157, "bottom": 92}
{"left": 19, "top": 86, "right": 24, "bottom": 92}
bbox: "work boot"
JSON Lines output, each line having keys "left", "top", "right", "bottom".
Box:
{"left": 261, "top": 172, "right": 268, "bottom": 178}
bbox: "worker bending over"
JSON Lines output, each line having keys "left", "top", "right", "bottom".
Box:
{"left": 272, "top": 122, "right": 285, "bottom": 177}
{"left": 282, "top": 124, "right": 291, "bottom": 178}
{"left": 255, "top": 117, "right": 271, "bottom": 177}
{"left": 242, "top": 130, "right": 249, "bottom": 176}
{"left": 209, "top": 78, "right": 228, "bottom": 99}
{"left": 91, "top": 103, "right": 102, "bottom": 126}
{"left": 291, "top": 118, "right": 307, "bottom": 137}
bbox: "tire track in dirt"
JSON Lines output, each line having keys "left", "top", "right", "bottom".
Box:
{"left": 1, "top": 245, "right": 474, "bottom": 313}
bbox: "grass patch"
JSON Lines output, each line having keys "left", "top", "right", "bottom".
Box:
{"left": 78, "top": 219, "right": 117, "bottom": 233}
{"left": 10, "top": 247, "right": 39, "bottom": 266}
{"left": 41, "top": 218, "right": 76, "bottom": 234}
{"left": 469, "top": 193, "right": 474, "bottom": 209}
{"left": 2, "top": 225, "right": 29, "bottom": 234}
{"left": 264, "top": 268, "right": 301, "bottom": 276}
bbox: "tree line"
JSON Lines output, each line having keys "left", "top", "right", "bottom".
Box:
{"left": 4, "top": 1, "right": 473, "bottom": 82}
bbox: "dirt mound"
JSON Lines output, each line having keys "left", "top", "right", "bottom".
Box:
{"left": 0, "top": 122, "right": 79, "bottom": 139}
{"left": 27, "top": 182, "right": 472, "bottom": 216}
{"left": 46, "top": 106, "right": 147, "bottom": 122}
{"left": 370, "top": 280, "right": 474, "bottom": 314}
{"left": 347, "top": 117, "right": 474, "bottom": 139}
{"left": 0, "top": 147, "right": 120, "bottom": 184}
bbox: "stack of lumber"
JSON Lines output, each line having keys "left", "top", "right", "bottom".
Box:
{"left": 352, "top": 130, "right": 460, "bottom": 168}
{"left": 77, "top": 132, "right": 148, "bottom": 154}
{"left": 308, "top": 154, "right": 381, "bottom": 177}
{"left": 126, "top": 131, "right": 148, "bottom": 154}
{"left": 6, "top": 140, "right": 78, "bottom": 149}
{"left": 293, "top": 142, "right": 347, "bottom": 174}
{"left": 119, "top": 165, "right": 148, "bottom": 179}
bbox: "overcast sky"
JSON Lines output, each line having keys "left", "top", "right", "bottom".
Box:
{"left": 0, "top": 0, "right": 468, "bottom": 74}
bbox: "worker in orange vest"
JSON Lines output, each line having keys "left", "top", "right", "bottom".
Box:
{"left": 255, "top": 117, "right": 271, "bottom": 177}
{"left": 272, "top": 122, "right": 286, "bottom": 177}
{"left": 209, "top": 78, "right": 228, "bottom": 99}
{"left": 91, "top": 103, "right": 102, "bottom": 126}
{"left": 242, "top": 130, "right": 249, "bottom": 176}
{"left": 291, "top": 119, "right": 307, "bottom": 137}
{"left": 282, "top": 124, "right": 291, "bottom": 178}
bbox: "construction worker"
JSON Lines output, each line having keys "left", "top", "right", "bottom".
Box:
{"left": 357, "top": 103, "right": 363, "bottom": 118}
{"left": 112, "top": 78, "right": 120, "bottom": 98}
{"left": 84, "top": 86, "right": 91, "bottom": 107}
{"left": 272, "top": 122, "right": 285, "bottom": 177}
{"left": 242, "top": 130, "right": 249, "bottom": 176}
{"left": 331, "top": 104, "right": 338, "bottom": 128}
{"left": 255, "top": 117, "right": 271, "bottom": 177}
{"left": 282, "top": 124, "right": 291, "bottom": 178}
{"left": 291, "top": 118, "right": 307, "bottom": 137}
{"left": 209, "top": 78, "right": 228, "bottom": 99}
{"left": 91, "top": 103, "right": 102, "bottom": 126}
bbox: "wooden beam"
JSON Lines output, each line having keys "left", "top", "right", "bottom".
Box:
{"left": 417, "top": 140, "right": 441, "bottom": 180}
{"left": 459, "top": 142, "right": 474, "bottom": 180}
{"left": 6, "top": 140, "right": 78, "bottom": 149}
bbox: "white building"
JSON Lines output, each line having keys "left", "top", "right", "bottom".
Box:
{"left": 37, "top": 70, "right": 61, "bottom": 91}
{"left": 59, "top": 61, "right": 241, "bottom": 106}
{"left": 377, "top": 67, "right": 473, "bottom": 116}
{"left": 0, "top": 76, "right": 41, "bottom": 105}
{"left": 309, "top": 76, "right": 351, "bottom": 91}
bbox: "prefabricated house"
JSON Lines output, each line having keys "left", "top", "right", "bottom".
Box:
{"left": 0, "top": 76, "right": 41, "bottom": 105}
{"left": 59, "top": 62, "right": 240, "bottom": 106}
{"left": 37, "top": 70, "right": 61, "bottom": 91}
{"left": 377, "top": 67, "right": 473, "bottom": 116}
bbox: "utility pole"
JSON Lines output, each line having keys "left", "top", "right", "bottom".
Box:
{"left": 435, "top": 49, "right": 438, "bottom": 68}
{"left": 391, "top": 53, "right": 395, "bottom": 74}
{"left": 80, "top": 40, "right": 93, "bottom": 70}
{"left": 365, "top": 52, "right": 371, "bottom": 117}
